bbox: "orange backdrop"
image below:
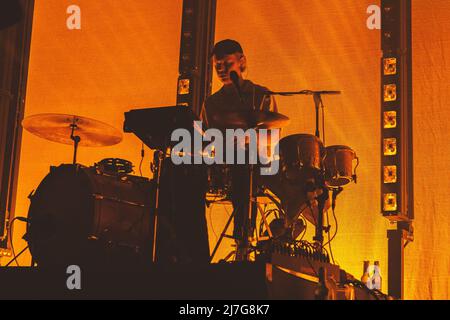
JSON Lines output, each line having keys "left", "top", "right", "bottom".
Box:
{"left": 5, "top": 0, "right": 450, "bottom": 300}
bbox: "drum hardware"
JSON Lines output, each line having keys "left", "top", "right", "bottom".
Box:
{"left": 209, "top": 183, "right": 302, "bottom": 262}
{"left": 256, "top": 203, "right": 274, "bottom": 240}
{"left": 257, "top": 188, "right": 306, "bottom": 241}
{"left": 206, "top": 164, "right": 232, "bottom": 203}
{"left": 313, "top": 92, "right": 325, "bottom": 141}
{"left": 210, "top": 164, "right": 259, "bottom": 262}
{"left": 152, "top": 148, "right": 166, "bottom": 263}
{"left": 331, "top": 187, "right": 344, "bottom": 211}
{"left": 239, "top": 138, "right": 285, "bottom": 260}
{"left": 209, "top": 206, "right": 238, "bottom": 263}
{"left": 70, "top": 121, "right": 81, "bottom": 165}
{"left": 260, "top": 187, "right": 286, "bottom": 218}
{"left": 256, "top": 201, "right": 293, "bottom": 242}
{"left": 261, "top": 89, "right": 341, "bottom": 142}
{"left": 95, "top": 158, "right": 133, "bottom": 176}
{"left": 209, "top": 195, "right": 276, "bottom": 263}
{"left": 92, "top": 193, "right": 147, "bottom": 207}
{"left": 240, "top": 163, "right": 255, "bottom": 261}
{"left": 313, "top": 184, "right": 330, "bottom": 246}
{"left": 262, "top": 217, "right": 306, "bottom": 241}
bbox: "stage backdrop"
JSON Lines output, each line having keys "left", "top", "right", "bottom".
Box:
{"left": 5, "top": 0, "right": 450, "bottom": 299}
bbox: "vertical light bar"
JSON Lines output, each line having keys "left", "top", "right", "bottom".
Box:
{"left": 176, "top": 0, "right": 216, "bottom": 116}
{"left": 381, "top": 0, "right": 413, "bottom": 300}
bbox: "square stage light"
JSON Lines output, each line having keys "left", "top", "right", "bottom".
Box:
{"left": 383, "top": 193, "right": 398, "bottom": 212}
{"left": 383, "top": 111, "right": 397, "bottom": 128}
{"left": 383, "top": 165, "right": 397, "bottom": 183}
{"left": 383, "top": 138, "right": 397, "bottom": 156}
{"left": 383, "top": 57, "right": 397, "bottom": 75}
{"left": 178, "top": 78, "right": 190, "bottom": 95}
{"left": 384, "top": 84, "right": 397, "bottom": 102}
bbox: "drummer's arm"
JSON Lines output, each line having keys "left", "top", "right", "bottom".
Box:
{"left": 199, "top": 101, "right": 209, "bottom": 129}
{"left": 270, "top": 95, "right": 278, "bottom": 113}
{"left": 260, "top": 93, "right": 278, "bottom": 113}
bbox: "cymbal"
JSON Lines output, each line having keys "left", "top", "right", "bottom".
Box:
{"left": 211, "top": 110, "right": 290, "bottom": 129}
{"left": 22, "top": 113, "right": 123, "bottom": 147}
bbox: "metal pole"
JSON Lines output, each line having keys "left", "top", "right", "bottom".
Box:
{"left": 152, "top": 149, "right": 165, "bottom": 263}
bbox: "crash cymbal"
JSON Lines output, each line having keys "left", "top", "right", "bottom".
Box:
{"left": 22, "top": 113, "right": 123, "bottom": 147}
{"left": 211, "top": 110, "right": 290, "bottom": 129}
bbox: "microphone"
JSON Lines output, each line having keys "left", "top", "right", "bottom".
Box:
{"left": 230, "top": 71, "right": 244, "bottom": 103}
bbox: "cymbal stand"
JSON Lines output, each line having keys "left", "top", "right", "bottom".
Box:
{"left": 209, "top": 179, "right": 274, "bottom": 262}
{"left": 70, "top": 120, "right": 81, "bottom": 165}
{"left": 240, "top": 163, "right": 255, "bottom": 261}
{"left": 151, "top": 148, "right": 167, "bottom": 263}
{"left": 209, "top": 207, "right": 237, "bottom": 262}
{"left": 209, "top": 203, "right": 272, "bottom": 262}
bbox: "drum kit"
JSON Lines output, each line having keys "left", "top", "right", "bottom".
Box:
{"left": 205, "top": 104, "right": 359, "bottom": 261}
{"left": 21, "top": 90, "right": 359, "bottom": 265}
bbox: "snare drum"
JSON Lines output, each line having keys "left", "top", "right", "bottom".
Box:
{"left": 279, "top": 134, "right": 325, "bottom": 181}
{"left": 324, "top": 145, "right": 359, "bottom": 187}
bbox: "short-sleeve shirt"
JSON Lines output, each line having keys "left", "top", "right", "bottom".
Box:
{"left": 200, "top": 80, "right": 277, "bottom": 130}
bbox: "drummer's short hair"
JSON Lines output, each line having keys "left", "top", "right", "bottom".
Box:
{"left": 211, "top": 39, "right": 244, "bottom": 59}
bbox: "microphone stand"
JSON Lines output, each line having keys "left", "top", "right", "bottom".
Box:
{"left": 313, "top": 93, "right": 322, "bottom": 139}
{"left": 263, "top": 90, "right": 341, "bottom": 96}
{"left": 263, "top": 89, "right": 340, "bottom": 141}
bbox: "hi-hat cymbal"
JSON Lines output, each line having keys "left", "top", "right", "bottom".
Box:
{"left": 212, "top": 110, "right": 290, "bottom": 129}
{"left": 22, "top": 113, "right": 123, "bottom": 147}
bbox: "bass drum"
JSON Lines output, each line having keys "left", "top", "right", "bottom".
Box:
{"left": 27, "top": 164, "right": 154, "bottom": 267}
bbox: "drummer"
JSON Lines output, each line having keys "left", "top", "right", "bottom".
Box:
{"left": 200, "top": 39, "right": 278, "bottom": 260}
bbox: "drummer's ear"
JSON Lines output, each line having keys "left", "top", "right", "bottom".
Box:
{"left": 239, "top": 55, "right": 247, "bottom": 73}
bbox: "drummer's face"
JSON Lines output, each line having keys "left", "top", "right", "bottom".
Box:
{"left": 213, "top": 53, "right": 243, "bottom": 85}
